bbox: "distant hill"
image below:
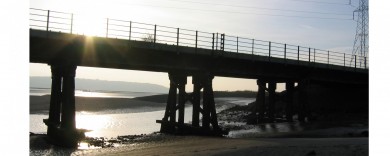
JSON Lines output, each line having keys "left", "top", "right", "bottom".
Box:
{"left": 30, "top": 76, "right": 168, "bottom": 93}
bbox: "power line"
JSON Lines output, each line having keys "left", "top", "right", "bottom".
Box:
{"left": 157, "top": 0, "right": 351, "bottom": 16}
{"left": 287, "top": 0, "right": 350, "bottom": 5}
{"left": 116, "top": 2, "right": 352, "bottom": 20}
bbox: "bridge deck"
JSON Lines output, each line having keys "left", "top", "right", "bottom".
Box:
{"left": 30, "top": 29, "right": 368, "bottom": 84}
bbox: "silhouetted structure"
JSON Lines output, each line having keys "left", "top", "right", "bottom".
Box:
{"left": 29, "top": 8, "right": 368, "bottom": 147}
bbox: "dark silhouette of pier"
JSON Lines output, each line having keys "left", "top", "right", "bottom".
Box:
{"left": 29, "top": 8, "right": 368, "bottom": 147}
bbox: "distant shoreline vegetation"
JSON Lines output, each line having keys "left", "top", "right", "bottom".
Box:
{"left": 133, "top": 90, "right": 259, "bottom": 103}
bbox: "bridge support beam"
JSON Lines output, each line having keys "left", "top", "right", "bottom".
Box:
{"left": 192, "top": 76, "right": 201, "bottom": 127}
{"left": 268, "top": 82, "right": 277, "bottom": 121}
{"left": 159, "top": 73, "right": 224, "bottom": 135}
{"left": 160, "top": 73, "right": 186, "bottom": 133}
{"left": 286, "top": 81, "right": 295, "bottom": 122}
{"left": 201, "top": 74, "right": 220, "bottom": 131}
{"left": 255, "top": 80, "right": 266, "bottom": 122}
{"left": 44, "top": 65, "right": 85, "bottom": 147}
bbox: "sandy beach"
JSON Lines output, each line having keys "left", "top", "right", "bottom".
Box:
{"left": 93, "top": 136, "right": 367, "bottom": 156}
{"left": 30, "top": 134, "right": 367, "bottom": 156}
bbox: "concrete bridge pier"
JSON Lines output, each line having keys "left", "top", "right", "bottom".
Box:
{"left": 268, "top": 82, "right": 277, "bottom": 121}
{"left": 298, "top": 80, "right": 309, "bottom": 122}
{"left": 159, "top": 73, "right": 223, "bottom": 135}
{"left": 160, "top": 73, "right": 187, "bottom": 133}
{"left": 285, "top": 81, "right": 295, "bottom": 122}
{"left": 201, "top": 74, "right": 220, "bottom": 132}
{"left": 43, "top": 64, "right": 85, "bottom": 147}
{"left": 255, "top": 80, "right": 266, "bottom": 122}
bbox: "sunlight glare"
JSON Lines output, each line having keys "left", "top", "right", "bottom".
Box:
{"left": 74, "top": 15, "right": 106, "bottom": 37}
{"left": 75, "top": 90, "right": 113, "bottom": 98}
{"left": 76, "top": 114, "right": 112, "bottom": 137}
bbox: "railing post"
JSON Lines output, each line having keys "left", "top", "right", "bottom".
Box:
{"left": 252, "top": 39, "right": 255, "bottom": 56}
{"left": 216, "top": 33, "right": 219, "bottom": 50}
{"left": 212, "top": 33, "right": 214, "bottom": 51}
{"left": 176, "top": 28, "right": 180, "bottom": 47}
{"left": 327, "top": 50, "right": 330, "bottom": 65}
{"left": 106, "top": 18, "right": 109, "bottom": 38}
{"left": 70, "top": 13, "right": 73, "bottom": 34}
{"left": 284, "top": 44, "right": 286, "bottom": 61}
{"left": 236, "top": 36, "right": 239, "bottom": 53}
{"left": 354, "top": 55, "right": 357, "bottom": 70}
{"left": 220, "top": 33, "right": 225, "bottom": 51}
{"left": 129, "top": 21, "right": 132, "bottom": 40}
{"left": 309, "top": 48, "right": 311, "bottom": 62}
{"left": 364, "top": 57, "right": 367, "bottom": 69}
{"left": 313, "top": 48, "right": 316, "bottom": 63}
{"left": 297, "top": 46, "right": 300, "bottom": 62}
{"left": 195, "top": 30, "right": 198, "bottom": 53}
{"left": 268, "top": 41, "right": 271, "bottom": 61}
{"left": 154, "top": 24, "right": 157, "bottom": 44}
{"left": 344, "top": 53, "right": 345, "bottom": 67}
{"left": 46, "top": 10, "right": 50, "bottom": 31}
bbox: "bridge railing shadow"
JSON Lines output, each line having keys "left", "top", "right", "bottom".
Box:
{"left": 29, "top": 8, "right": 369, "bottom": 70}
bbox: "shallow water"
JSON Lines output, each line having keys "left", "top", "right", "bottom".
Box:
{"left": 30, "top": 87, "right": 159, "bottom": 98}
{"left": 29, "top": 97, "right": 255, "bottom": 138}
{"left": 30, "top": 107, "right": 194, "bottom": 138}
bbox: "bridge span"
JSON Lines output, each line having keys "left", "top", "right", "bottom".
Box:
{"left": 29, "top": 8, "right": 368, "bottom": 147}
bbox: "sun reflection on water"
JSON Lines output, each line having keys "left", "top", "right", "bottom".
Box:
{"left": 76, "top": 113, "right": 112, "bottom": 137}
{"left": 75, "top": 90, "right": 112, "bottom": 98}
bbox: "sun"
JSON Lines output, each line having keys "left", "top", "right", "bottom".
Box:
{"left": 72, "top": 14, "right": 107, "bottom": 37}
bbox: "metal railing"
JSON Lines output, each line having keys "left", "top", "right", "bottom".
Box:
{"left": 29, "top": 8, "right": 369, "bottom": 70}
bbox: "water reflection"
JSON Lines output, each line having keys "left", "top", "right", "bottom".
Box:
{"left": 76, "top": 113, "right": 112, "bottom": 137}
{"left": 30, "top": 88, "right": 160, "bottom": 98}
{"left": 30, "top": 106, "right": 195, "bottom": 138}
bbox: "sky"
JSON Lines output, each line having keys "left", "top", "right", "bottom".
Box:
{"left": 29, "top": 0, "right": 362, "bottom": 92}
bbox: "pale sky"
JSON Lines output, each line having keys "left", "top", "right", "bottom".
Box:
{"left": 29, "top": 0, "right": 361, "bottom": 92}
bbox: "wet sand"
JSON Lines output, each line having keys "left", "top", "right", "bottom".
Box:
{"left": 85, "top": 136, "right": 368, "bottom": 156}
{"left": 30, "top": 133, "right": 368, "bottom": 156}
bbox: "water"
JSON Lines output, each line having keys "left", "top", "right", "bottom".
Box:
{"left": 30, "top": 108, "right": 194, "bottom": 138}
{"left": 30, "top": 87, "right": 255, "bottom": 138}
{"left": 30, "top": 87, "right": 159, "bottom": 98}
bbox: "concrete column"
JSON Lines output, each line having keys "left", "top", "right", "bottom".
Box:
{"left": 48, "top": 66, "right": 62, "bottom": 126}
{"left": 298, "top": 80, "right": 308, "bottom": 122}
{"left": 207, "top": 76, "right": 219, "bottom": 131}
{"left": 201, "top": 75, "right": 212, "bottom": 130}
{"left": 192, "top": 76, "right": 201, "bottom": 127}
{"left": 160, "top": 77, "right": 177, "bottom": 133}
{"left": 256, "top": 80, "right": 266, "bottom": 121}
{"left": 286, "top": 81, "right": 295, "bottom": 122}
{"left": 60, "top": 65, "right": 77, "bottom": 130}
{"left": 177, "top": 76, "right": 187, "bottom": 127}
{"left": 202, "top": 88, "right": 211, "bottom": 130}
{"left": 268, "top": 82, "right": 276, "bottom": 121}
{"left": 201, "top": 74, "right": 220, "bottom": 131}
{"left": 167, "top": 74, "right": 178, "bottom": 124}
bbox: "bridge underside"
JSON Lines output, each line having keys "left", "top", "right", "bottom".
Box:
{"left": 30, "top": 30, "right": 368, "bottom": 146}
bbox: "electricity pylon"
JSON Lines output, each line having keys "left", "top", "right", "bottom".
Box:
{"left": 351, "top": 0, "right": 369, "bottom": 68}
